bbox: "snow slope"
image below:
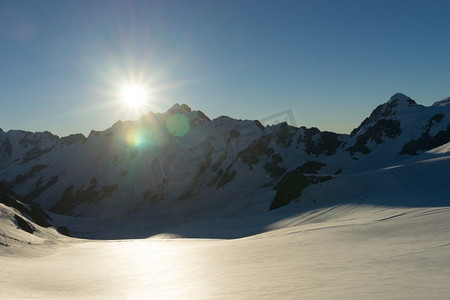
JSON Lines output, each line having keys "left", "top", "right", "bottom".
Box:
{"left": 1, "top": 204, "right": 450, "bottom": 299}
{"left": 0, "top": 185, "right": 65, "bottom": 255}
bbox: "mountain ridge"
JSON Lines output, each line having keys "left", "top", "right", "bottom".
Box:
{"left": 1, "top": 93, "right": 450, "bottom": 238}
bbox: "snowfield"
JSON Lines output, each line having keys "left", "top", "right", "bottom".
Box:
{"left": 2, "top": 204, "right": 450, "bottom": 299}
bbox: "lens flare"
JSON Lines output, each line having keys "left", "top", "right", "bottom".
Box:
{"left": 166, "top": 114, "right": 190, "bottom": 137}
{"left": 125, "top": 129, "right": 156, "bottom": 148}
{"left": 126, "top": 131, "right": 141, "bottom": 147}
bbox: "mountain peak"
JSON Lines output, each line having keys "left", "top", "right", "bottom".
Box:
{"left": 350, "top": 93, "right": 418, "bottom": 136}
{"left": 164, "top": 103, "right": 211, "bottom": 124}
{"left": 388, "top": 93, "right": 410, "bottom": 103}
{"left": 387, "top": 93, "right": 417, "bottom": 107}
{"left": 167, "top": 103, "right": 192, "bottom": 113}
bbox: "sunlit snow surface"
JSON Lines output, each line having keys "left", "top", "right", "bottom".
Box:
{"left": 2, "top": 205, "right": 450, "bottom": 299}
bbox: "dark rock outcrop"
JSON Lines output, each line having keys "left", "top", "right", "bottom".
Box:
{"left": 347, "top": 119, "right": 402, "bottom": 155}
{"left": 51, "top": 179, "right": 119, "bottom": 215}
{"left": 0, "top": 184, "right": 52, "bottom": 228}
{"left": 61, "top": 133, "right": 86, "bottom": 145}
{"left": 297, "top": 127, "right": 343, "bottom": 156}
{"left": 401, "top": 123, "right": 450, "bottom": 155}
{"left": 269, "top": 161, "right": 331, "bottom": 210}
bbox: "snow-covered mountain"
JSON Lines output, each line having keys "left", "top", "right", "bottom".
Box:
{"left": 1, "top": 93, "right": 450, "bottom": 237}
{"left": 0, "top": 183, "right": 65, "bottom": 253}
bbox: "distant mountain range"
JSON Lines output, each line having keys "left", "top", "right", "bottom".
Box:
{"left": 2, "top": 93, "right": 450, "bottom": 238}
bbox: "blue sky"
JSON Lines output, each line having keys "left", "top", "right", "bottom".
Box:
{"left": 1, "top": 0, "right": 450, "bottom": 136}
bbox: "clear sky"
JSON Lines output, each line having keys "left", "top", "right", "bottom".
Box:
{"left": 1, "top": 0, "right": 450, "bottom": 137}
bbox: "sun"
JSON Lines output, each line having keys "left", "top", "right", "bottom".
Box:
{"left": 120, "top": 84, "right": 148, "bottom": 109}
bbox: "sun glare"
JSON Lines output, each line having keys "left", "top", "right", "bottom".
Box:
{"left": 121, "top": 84, "right": 148, "bottom": 109}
